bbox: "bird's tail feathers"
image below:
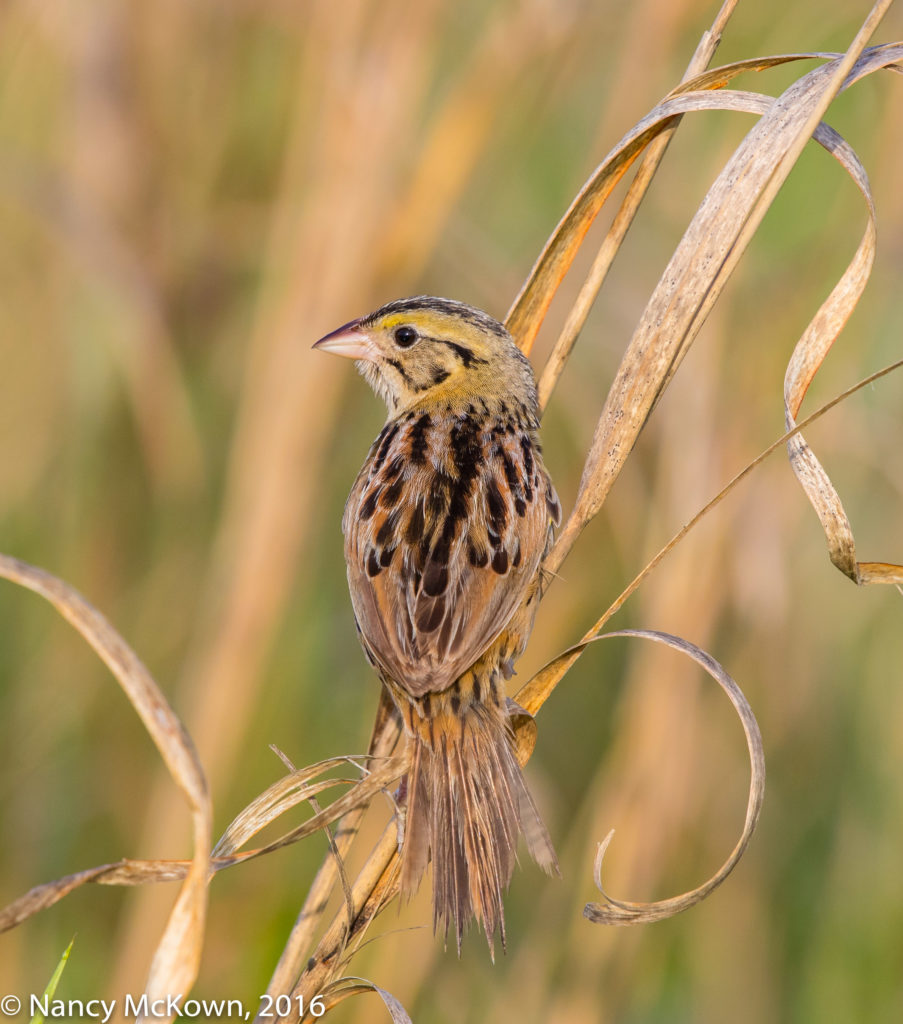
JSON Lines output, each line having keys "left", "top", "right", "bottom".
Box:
{"left": 399, "top": 687, "right": 557, "bottom": 956}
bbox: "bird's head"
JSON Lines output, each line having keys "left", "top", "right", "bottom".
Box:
{"left": 313, "top": 296, "right": 538, "bottom": 418}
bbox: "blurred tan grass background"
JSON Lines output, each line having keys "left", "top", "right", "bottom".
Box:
{"left": 1, "top": 0, "right": 902, "bottom": 1021}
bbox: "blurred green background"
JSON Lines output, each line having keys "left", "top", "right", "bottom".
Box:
{"left": 1, "top": 1, "right": 902, "bottom": 1021}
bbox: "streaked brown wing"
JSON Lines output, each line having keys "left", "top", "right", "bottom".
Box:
{"left": 343, "top": 412, "right": 559, "bottom": 697}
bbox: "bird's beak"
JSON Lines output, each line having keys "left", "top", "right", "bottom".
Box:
{"left": 312, "top": 319, "right": 376, "bottom": 361}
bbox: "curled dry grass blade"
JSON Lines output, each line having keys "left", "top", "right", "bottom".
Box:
{"left": 212, "top": 756, "right": 386, "bottom": 858}
{"left": 540, "top": 49, "right": 903, "bottom": 579}
{"left": 508, "top": 29, "right": 903, "bottom": 932}
{"left": 512, "top": 42, "right": 903, "bottom": 724}
{"left": 316, "top": 977, "right": 413, "bottom": 1024}
{"left": 781, "top": 52, "right": 903, "bottom": 584}
{"left": 516, "top": 352, "right": 903, "bottom": 732}
{"left": 0, "top": 555, "right": 211, "bottom": 1020}
{"left": 209, "top": 755, "right": 406, "bottom": 866}
{"left": 579, "top": 630, "right": 764, "bottom": 924}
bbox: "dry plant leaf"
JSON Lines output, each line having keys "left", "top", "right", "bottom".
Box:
{"left": 0, "top": 555, "right": 211, "bottom": 1019}
{"left": 781, "top": 50, "right": 903, "bottom": 583}
{"left": 213, "top": 755, "right": 405, "bottom": 861}
{"left": 260, "top": 707, "right": 405, "bottom": 1003}
{"left": 535, "top": 0, "right": 746, "bottom": 411}
{"left": 0, "top": 865, "right": 126, "bottom": 933}
{"left": 213, "top": 757, "right": 370, "bottom": 856}
{"left": 0, "top": 752, "right": 406, "bottom": 934}
{"left": 279, "top": 823, "right": 402, "bottom": 1024}
{"left": 0, "top": 862, "right": 200, "bottom": 927}
{"left": 554, "top": 50, "right": 902, "bottom": 576}
{"left": 514, "top": 42, "right": 903, "bottom": 725}
{"left": 318, "top": 978, "right": 413, "bottom": 1024}
{"left": 577, "top": 631, "right": 764, "bottom": 925}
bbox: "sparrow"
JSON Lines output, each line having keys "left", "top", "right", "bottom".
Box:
{"left": 315, "top": 296, "right": 560, "bottom": 953}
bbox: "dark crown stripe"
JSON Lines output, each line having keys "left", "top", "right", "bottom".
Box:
{"left": 364, "top": 295, "right": 510, "bottom": 341}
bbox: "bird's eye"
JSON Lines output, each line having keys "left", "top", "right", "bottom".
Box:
{"left": 393, "top": 326, "right": 418, "bottom": 349}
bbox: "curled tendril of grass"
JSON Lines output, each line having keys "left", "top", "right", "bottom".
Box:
{"left": 580, "top": 630, "right": 764, "bottom": 925}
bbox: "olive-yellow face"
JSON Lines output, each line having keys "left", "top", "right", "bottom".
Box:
{"left": 314, "top": 296, "right": 537, "bottom": 417}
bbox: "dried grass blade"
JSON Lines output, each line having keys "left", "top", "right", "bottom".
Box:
{"left": 272, "top": 823, "right": 401, "bottom": 1024}
{"left": 506, "top": 49, "right": 866, "bottom": 356}
{"left": 514, "top": 72, "right": 903, "bottom": 729}
{"left": 0, "top": 866, "right": 121, "bottom": 933}
{"left": 546, "top": 40, "right": 902, "bottom": 575}
{"left": 214, "top": 756, "right": 368, "bottom": 856}
{"left": 216, "top": 777, "right": 360, "bottom": 856}
{"left": 218, "top": 755, "right": 406, "bottom": 866}
{"left": 537, "top": 0, "right": 742, "bottom": 408}
{"left": 777, "top": 53, "right": 903, "bottom": 584}
{"left": 580, "top": 629, "right": 764, "bottom": 924}
{"left": 0, "top": 554, "right": 211, "bottom": 1013}
{"left": 516, "top": 356, "right": 903, "bottom": 727}
{"left": 1, "top": 755, "right": 406, "bottom": 937}
{"left": 261, "top": 709, "right": 404, "bottom": 1003}
{"left": 317, "top": 978, "right": 413, "bottom": 1023}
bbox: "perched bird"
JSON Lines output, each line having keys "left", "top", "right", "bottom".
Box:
{"left": 314, "top": 296, "right": 561, "bottom": 953}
